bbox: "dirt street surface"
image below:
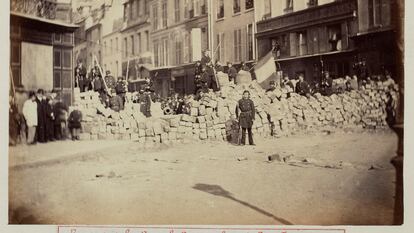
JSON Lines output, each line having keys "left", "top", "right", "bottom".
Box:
{"left": 9, "top": 130, "right": 397, "bottom": 225}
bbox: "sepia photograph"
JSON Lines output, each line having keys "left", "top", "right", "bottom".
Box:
{"left": 7, "top": 0, "right": 405, "bottom": 227}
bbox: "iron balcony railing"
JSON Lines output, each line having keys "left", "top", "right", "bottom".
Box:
{"left": 11, "top": 0, "right": 58, "bottom": 20}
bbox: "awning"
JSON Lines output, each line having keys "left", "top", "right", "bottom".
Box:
{"left": 276, "top": 49, "right": 355, "bottom": 62}
{"left": 11, "top": 11, "right": 79, "bottom": 31}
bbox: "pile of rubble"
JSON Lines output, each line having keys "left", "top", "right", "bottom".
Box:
{"left": 72, "top": 80, "right": 398, "bottom": 144}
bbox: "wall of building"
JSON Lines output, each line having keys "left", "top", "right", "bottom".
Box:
{"left": 102, "top": 31, "right": 123, "bottom": 78}
{"left": 357, "top": 0, "right": 392, "bottom": 33}
{"left": 150, "top": 0, "right": 208, "bottom": 67}
{"left": 255, "top": 0, "right": 335, "bottom": 22}
{"left": 212, "top": 0, "right": 255, "bottom": 64}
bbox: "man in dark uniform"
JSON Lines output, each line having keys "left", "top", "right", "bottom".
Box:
{"left": 236, "top": 90, "right": 255, "bottom": 146}
{"left": 140, "top": 87, "right": 152, "bottom": 117}
{"left": 35, "top": 89, "right": 47, "bottom": 143}
{"left": 45, "top": 96, "right": 55, "bottom": 141}
{"left": 201, "top": 50, "right": 219, "bottom": 91}
{"left": 109, "top": 89, "right": 124, "bottom": 112}
{"left": 75, "top": 60, "right": 87, "bottom": 92}
{"left": 227, "top": 62, "right": 237, "bottom": 84}
{"left": 296, "top": 74, "right": 310, "bottom": 96}
{"left": 320, "top": 71, "right": 333, "bottom": 96}
{"left": 104, "top": 70, "right": 116, "bottom": 93}
{"left": 115, "top": 76, "right": 128, "bottom": 106}
{"left": 194, "top": 61, "right": 203, "bottom": 94}
{"left": 53, "top": 92, "right": 68, "bottom": 140}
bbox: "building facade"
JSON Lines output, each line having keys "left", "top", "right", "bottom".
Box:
{"left": 148, "top": 0, "right": 209, "bottom": 97}
{"left": 121, "top": 0, "right": 152, "bottom": 83}
{"left": 211, "top": 0, "right": 255, "bottom": 65}
{"left": 352, "top": 0, "right": 395, "bottom": 77}
{"left": 102, "top": 20, "right": 123, "bottom": 78}
{"left": 10, "top": 0, "right": 78, "bottom": 105}
{"left": 255, "top": 0, "right": 358, "bottom": 82}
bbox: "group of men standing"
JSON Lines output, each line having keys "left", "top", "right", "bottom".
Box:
{"left": 193, "top": 50, "right": 252, "bottom": 95}
{"left": 74, "top": 60, "right": 128, "bottom": 113}
{"left": 9, "top": 87, "right": 69, "bottom": 146}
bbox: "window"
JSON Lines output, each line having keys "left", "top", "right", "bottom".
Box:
{"left": 130, "top": 0, "right": 134, "bottom": 19}
{"left": 145, "top": 31, "right": 150, "bottom": 51}
{"left": 53, "top": 71, "right": 61, "bottom": 89}
{"left": 124, "top": 37, "right": 128, "bottom": 57}
{"left": 175, "top": 0, "right": 180, "bottom": 23}
{"left": 263, "top": 0, "right": 271, "bottom": 19}
{"left": 138, "top": 33, "right": 142, "bottom": 54}
{"left": 116, "top": 37, "right": 119, "bottom": 52}
{"left": 233, "top": 29, "right": 242, "bottom": 62}
{"left": 184, "top": 0, "right": 189, "bottom": 19}
{"left": 124, "top": 3, "right": 129, "bottom": 21}
{"left": 297, "top": 31, "right": 307, "bottom": 56}
{"left": 54, "top": 33, "right": 62, "bottom": 43}
{"left": 54, "top": 49, "right": 61, "bottom": 68}
{"left": 201, "top": 0, "right": 207, "bottom": 14}
{"left": 110, "top": 39, "right": 113, "bottom": 54}
{"left": 233, "top": 0, "right": 240, "bottom": 14}
{"left": 54, "top": 48, "right": 72, "bottom": 90}
{"left": 175, "top": 37, "right": 183, "bottom": 65}
{"left": 162, "top": 38, "right": 169, "bottom": 66}
{"left": 247, "top": 24, "right": 253, "bottom": 60}
{"left": 184, "top": 33, "right": 190, "bottom": 63}
{"left": 369, "top": 0, "right": 383, "bottom": 27}
{"left": 145, "top": 0, "right": 149, "bottom": 15}
{"left": 138, "top": 0, "right": 144, "bottom": 16}
{"left": 153, "top": 4, "right": 158, "bottom": 30}
{"left": 285, "top": 0, "right": 293, "bottom": 13}
{"left": 245, "top": 0, "right": 253, "bottom": 10}
{"left": 162, "top": 0, "right": 168, "bottom": 28}
{"left": 328, "top": 24, "right": 342, "bottom": 51}
{"left": 154, "top": 41, "right": 159, "bottom": 66}
{"left": 307, "top": 0, "right": 318, "bottom": 7}
{"left": 63, "top": 33, "right": 73, "bottom": 44}
{"left": 217, "top": 0, "right": 224, "bottom": 19}
{"left": 104, "top": 41, "right": 107, "bottom": 55}
{"left": 62, "top": 50, "right": 72, "bottom": 69}
{"left": 216, "top": 33, "right": 225, "bottom": 62}
{"left": 189, "top": 0, "right": 194, "bottom": 18}
{"left": 131, "top": 35, "right": 135, "bottom": 55}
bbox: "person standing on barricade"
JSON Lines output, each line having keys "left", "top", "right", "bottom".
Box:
{"left": 115, "top": 76, "right": 128, "bottom": 106}
{"left": 296, "top": 74, "right": 310, "bottom": 97}
{"left": 201, "top": 50, "right": 219, "bottom": 91}
{"left": 227, "top": 62, "right": 237, "bottom": 84}
{"left": 236, "top": 90, "right": 256, "bottom": 146}
{"left": 75, "top": 60, "right": 87, "bottom": 92}
{"left": 194, "top": 61, "right": 203, "bottom": 94}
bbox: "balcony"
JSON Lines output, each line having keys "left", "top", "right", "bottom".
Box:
{"left": 257, "top": 0, "right": 356, "bottom": 35}
{"left": 11, "top": 0, "right": 57, "bottom": 20}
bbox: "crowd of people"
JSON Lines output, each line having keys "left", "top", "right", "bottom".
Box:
{"left": 9, "top": 87, "right": 84, "bottom": 146}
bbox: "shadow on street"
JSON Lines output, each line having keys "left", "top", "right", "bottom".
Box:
{"left": 193, "top": 183, "right": 293, "bottom": 225}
